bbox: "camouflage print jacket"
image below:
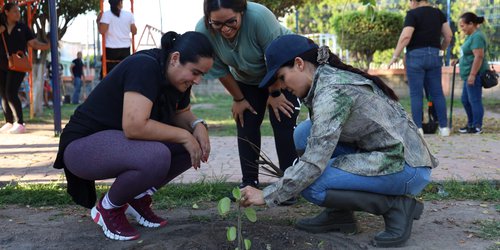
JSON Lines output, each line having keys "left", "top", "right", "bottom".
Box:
{"left": 263, "top": 65, "right": 438, "bottom": 207}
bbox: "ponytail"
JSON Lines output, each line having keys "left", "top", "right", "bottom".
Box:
{"left": 460, "top": 12, "right": 485, "bottom": 25}
{"left": 283, "top": 45, "right": 399, "bottom": 101}
{"left": 109, "top": 0, "right": 121, "bottom": 17}
{"left": 159, "top": 31, "right": 214, "bottom": 71}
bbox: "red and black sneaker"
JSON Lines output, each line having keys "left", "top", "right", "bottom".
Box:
{"left": 126, "top": 195, "right": 168, "bottom": 228}
{"left": 90, "top": 197, "right": 140, "bottom": 241}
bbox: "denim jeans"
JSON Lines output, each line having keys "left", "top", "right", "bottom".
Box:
{"left": 72, "top": 76, "right": 82, "bottom": 104}
{"left": 406, "top": 47, "right": 448, "bottom": 128}
{"left": 461, "top": 75, "right": 483, "bottom": 128}
{"left": 294, "top": 119, "right": 431, "bottom": 205}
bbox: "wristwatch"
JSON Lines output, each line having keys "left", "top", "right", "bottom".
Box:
{"left": 191, "top": 118, "right": 208, "bottom": 130}
{"left": 269, "top": 90, "right": 281, "bottom": 97}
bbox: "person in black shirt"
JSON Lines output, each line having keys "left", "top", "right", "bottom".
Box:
{"left": 388, "top": 0, "right": 452, "bottom": 137}
{"left": 70, "top": 51, "right": 85, "bottom": 104}
{"left": 0, "top": 3, "right": 49, "bottom": 134}
{"left": 53, "top": 31, "right": 214, "bottom": 241}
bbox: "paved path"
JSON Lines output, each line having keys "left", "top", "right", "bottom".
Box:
{"left": 0, "top": 124, "right": 498, "bottom": 184}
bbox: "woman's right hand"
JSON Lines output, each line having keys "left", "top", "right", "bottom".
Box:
{"left": 181, "top": 131, "right": 203, "bottom": 170}
{"left": 0, "top": 25, "right": 4, "bottom": 34}
{"left": 451, "top": 59, "right": 459, "bottom": 66}
{"left": 232, "top": 99, "right": 257, "bottom": 128}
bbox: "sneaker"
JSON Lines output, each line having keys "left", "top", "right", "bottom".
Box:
{"left": 471, "top": 127, "right": 483, "bottom": 134}
{"left": 7, "top": 122, "right": 26, "bottom": 134}
{"left": 458, "top": 126, "right": 470, "bottom": 134}
{"left": 438, "top": 127, "right": 450, "bottom": 137}
{"left": 126, "top": 195, "right": 167, "bottom": 228}
{"left": 91, "top": 197, "right": 140, "bottom": 241}
{"left": 0, "top": 123, "right": 13, "bottom": 133}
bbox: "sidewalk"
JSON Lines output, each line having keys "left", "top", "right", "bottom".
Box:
{"left": 0, "top": 123, "right": 499, "bottom": 184}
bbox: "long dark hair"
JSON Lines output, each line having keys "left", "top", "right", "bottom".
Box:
{"left": 0, "top": 3, "right": 17, "bottom": 26}
{"left": 109, "top": 0, "right": 121, "bottom": 17}
{"left": 159, "top": 31, "right": 214, "bottom": 71}
{"left": 203, "top": 0, "right": 246, "bottom": 30}
{"left": 283, "top": 46, "right": 399, "bottom": 101}
{"left": 460, "top": 12, "right": 485, "bottom": 25}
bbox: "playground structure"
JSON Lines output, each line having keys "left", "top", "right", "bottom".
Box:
{"left": 136, "top": 24, "right": 164, "bottom": 50}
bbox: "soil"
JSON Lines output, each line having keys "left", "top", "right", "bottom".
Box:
{"left": 0, "top": 200, "right": 498, "bottom": 250}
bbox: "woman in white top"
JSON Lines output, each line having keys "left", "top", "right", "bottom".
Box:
{"left": 97, "top": 0, "right": 137, "bottom": 76}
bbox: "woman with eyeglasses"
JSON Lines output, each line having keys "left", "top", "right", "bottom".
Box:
{"left": 195, "top": 0, "right": 300, "bottom": 199}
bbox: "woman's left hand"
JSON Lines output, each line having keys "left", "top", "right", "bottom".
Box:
{"left": 240, "top": 186, "right": 265, "bottom": 207}
{"left": 467, "top": 74, "right": 476, "bottom": 85}
{"left": 192, "top": 125, "right": 210, "bottom": 163}
{"left": 267, "top": 94, "right": 294, "bottom": 122}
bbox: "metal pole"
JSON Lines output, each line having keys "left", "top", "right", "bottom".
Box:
{"left": 48, "top": 0, "right": 61, "bottom": 135}
{"left": 295, "top": 9, "right": 299, "bottom": 33}
{"left": 449, "top": 64, "right": 456, "bottom": 129}
{"left": 445, "top": 0, "right": 451, "bottom": 66}
{"left": 158, "top": 0, "right": 163, "bottom": 32}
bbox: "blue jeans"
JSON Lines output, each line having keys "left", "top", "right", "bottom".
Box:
{"left": 406, "top": 47, "right": 448, "bottom": 128}
{"left": 461, "top": 76, "right": 483, "bottom": 128}
{"left": 294, "top": 119, "right": 431, "bottom": 205}
{"left": 72, "top": 76, "right": 82, "bottom": 104}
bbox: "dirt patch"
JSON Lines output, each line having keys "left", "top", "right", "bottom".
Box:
{"left": 0, "top": 200, "right": 498, "bottom": 250}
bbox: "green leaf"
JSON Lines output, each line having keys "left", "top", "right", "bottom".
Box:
{"left": 244, "top": 207, "right": 257, "bottom": 222}
{"left": 218, "top": 197, "right": 231, "bottom": 215}
{"left": 227, "top": 226, "right": 237, "bottom": 241}
{"left": 232, "top": 187, "right": 241, "bottom": 200}
{"left": 244, "top": 239, "right": 252, "bottom": 250}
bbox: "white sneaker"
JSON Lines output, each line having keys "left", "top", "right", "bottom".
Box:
{"left": 439, "top": 127, "right": 450, "bottom": 137}
{"left": 8, "top": 122, "right": 26, "bottom": 134}
{"left": 418, "top": 128, "right": 424, "bottom": 136}
{"left": 0, "top": 123, "right": 13, "bottom": 133}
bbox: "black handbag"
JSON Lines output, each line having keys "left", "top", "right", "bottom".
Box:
{"left": 481, "top": 65, "right": 498, "bottom": 89}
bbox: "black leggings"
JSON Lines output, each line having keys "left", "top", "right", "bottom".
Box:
{"left": 0, "top": 69, "right": 25, "bottom": 124}
{"left": 64, "top": 130, "right": 191, "bottom": 206}
{"left": 237, "top": 83, "right": 300, "bottom": 183}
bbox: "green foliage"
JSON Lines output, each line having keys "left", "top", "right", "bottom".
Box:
{"left": 217, "top": 187, "right": 257, "bottom": 250}
{"left": 252, "top": 0, "right": 320, "bottom": 18}
{"left": 332, "top": 11, "right": 403, "bottom": 69}
{"left": 476, "top": 220, "right": 500, "bottom": 240}
{"left": 419, "top": 180, "right": 500, "bottom": 201}
{"left": 244, "top": 207, "right": 257, "bottom": 222}
{"left": 218, "top": 197, "right": 232, "bottom": 215}
{"left": 227, "top": 226, "right": 237, "bottom": 241}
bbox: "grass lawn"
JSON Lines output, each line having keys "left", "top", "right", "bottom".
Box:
{"left": 3, "top": 94, "right": 500, "bottom": 136}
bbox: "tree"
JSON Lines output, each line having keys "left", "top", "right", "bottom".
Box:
{"left": 332, "top": 11, "right": 403, "bottom": 70}
{"left": 19, "top": 0, "right": 99, "bottom": 116}
{"left": 252, "top": 0, "right": 320, "bottom": 18}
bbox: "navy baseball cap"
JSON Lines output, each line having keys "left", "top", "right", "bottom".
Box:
{"left": 259, "top": 34, "right": 318, "bottom": 88}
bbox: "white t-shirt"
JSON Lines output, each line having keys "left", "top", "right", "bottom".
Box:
{"left": 100, "top": 10, "right": 135, "bottom": 48}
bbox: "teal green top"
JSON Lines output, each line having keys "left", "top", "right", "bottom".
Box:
{"left": 459, "top": 29, "right": 489, "bottom": 81}
{"left": 195, "top": 2, "right": 291, "bottom": 85}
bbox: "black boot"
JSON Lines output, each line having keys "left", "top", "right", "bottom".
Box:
{"left": 295, "top": 208, "right": 358, "bottom": 234}
{"left": 323, "top": 190, "right": 423, "bottom": 248}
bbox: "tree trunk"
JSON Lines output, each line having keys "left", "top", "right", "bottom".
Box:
{"left": 32, "top": 63, "right": 44, "bottom": 117}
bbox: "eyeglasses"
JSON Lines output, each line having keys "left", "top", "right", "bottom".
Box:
{"left": 209, "top": 17, "right": 238, "bottom": 30}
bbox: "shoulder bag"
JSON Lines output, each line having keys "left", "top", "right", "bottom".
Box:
{"left": 481, "top": 65, "right": 498, "bottom": 89}
{"left": 1, "top": 33, "right": 32, "bottom": 73}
